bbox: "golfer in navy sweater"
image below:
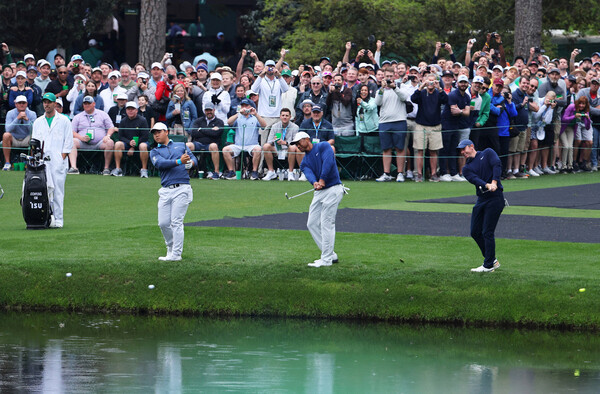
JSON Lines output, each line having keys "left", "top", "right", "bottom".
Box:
{"left": 291, "top": 131, "right": 345, "bottom": 267}
{"left": 458, "top": 139, "right": 503, "bottom": 272}
{"left": 150, "top": 122, "right": 198, "bottom": 261}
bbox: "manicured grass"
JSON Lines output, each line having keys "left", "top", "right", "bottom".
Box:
{"left": 0, "top": 171, "right": 599, "bottom": 329}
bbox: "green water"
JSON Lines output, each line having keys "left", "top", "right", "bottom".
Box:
{"left": 0, "top": 312, "right": 598, "bottom": 393}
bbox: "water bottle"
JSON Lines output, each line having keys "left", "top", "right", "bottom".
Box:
{"left": 278, "top": 168, "right": 284, "bottom": 181}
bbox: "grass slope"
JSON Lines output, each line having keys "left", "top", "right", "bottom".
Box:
{"left": 0, "top": 171, "right": 599, "bottom": 329}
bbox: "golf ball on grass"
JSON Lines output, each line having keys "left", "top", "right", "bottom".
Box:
{"left": 579, "top": 288, "right": 586, "bottom": 293}
{"left": 148, "top": 285, "right": 155, "bottom": 290}
{"left": 66, "top": 273, "right": 72, "bottom": 277}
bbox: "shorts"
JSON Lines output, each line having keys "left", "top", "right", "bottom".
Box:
{"left": 192, "top": 141, "right": 213, "bottom": 151}
{"left": 79, "top": 140, "right": 104, "bottom": 150}
{"left": 575, "top": 125, "right": 593, "bottom": 141}
{"left": 10, "top": 134, "right": 31, "bottom": 147}
{"left": 227, "top": 144, "right": 260, "bottom": 157}
{"left": 379, "top": 121, "right": 407, "bottom": 150}
{"left": 509, "top": 130, "right": 527, "bottom": 153}
{"left": 413, "top": 124, "right": 443, "bottom": 150}
{"left": 457, "top": 128, "right": 471, "bottom": 142}
{"left": 538, "top": 125, "right": 554, "bottom": 147}
{"left": 553, "top": 121, "right": 561, "bottom": 143}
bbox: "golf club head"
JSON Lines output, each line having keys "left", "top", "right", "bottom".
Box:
{"left": 285, "top": 193, "right": 290, "bottom": 200}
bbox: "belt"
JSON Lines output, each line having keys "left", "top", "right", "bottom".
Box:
{"left": 166, "top": 183, "right": 181, "bottom": 189}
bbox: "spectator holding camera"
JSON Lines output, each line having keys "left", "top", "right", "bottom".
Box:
{"left": 355, "top": 84, "right": 379, "bottom": 134}
{"left": 202, "top": 72, "right": 231, "bottom": 123}
{"left": 576, "top": 78, "right": 600, "bottom": 171}
{"left": 374, "top": 67, "right": 413, "bottom": 182}
{"left": 439, "top": 75, "right": 472, "bottom": 182}
{"left": 167, "top": 83, "right": 198, "bottom": 135}
{"left": 410, "top": 74, "right": 448, "bottom": 182}
{"left": 326, "top": 73, "right": 354, "bottom": 136}
{"left": 155, "top": 65, "right": 178, "bottom": 121}
{"left": 126, "top": 71, "right": 156, "bottom": 106}
{"left": 538, "top": 68, "right": 567, "bottom": 171}
{"left": 432, "top": 42, "right": 457, "bottom": 65}
{"left": 251, "top": 58, "right": 289, "bottom": 143}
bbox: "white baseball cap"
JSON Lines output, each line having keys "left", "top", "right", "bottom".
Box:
{"left": 472, "top": 76, "right": 485, "bottom": 84}
{"left": 290, "top": 131, "right": 311, "bottom": 145}
{"left": 125, "top": 101, "right": 138, "bottom": 109}
{"left": 108, "top": 70, "right": 121, "bottom": 79}
{"left": 151, "top": 62, "right": 163, "bottom": 70}
{"left": 210, "top": 72, "right": 223, "bottom": 81}
{"left": 14, "top": 95, "right": 28, "bottom": 103}
{"left": 24, "top": 54, "right": 35, "bottom": 61}
{"left": 457, "top": 75, "right": 470, "bottom": 83}
{"left": 151, "top": 122, "right": 169, "bottom": 133}
{"left": 115, "top": 93, "right": 128, "bottom": 100}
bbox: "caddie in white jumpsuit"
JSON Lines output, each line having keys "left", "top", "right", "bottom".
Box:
{"left": 31, "top": 93, "right": 73, "bottom": 228}
{"left": 291, "top": 131, "right": 346, "bottom": 267}
{"left": 149, "top": 122, "right": 197, "bottom": 261}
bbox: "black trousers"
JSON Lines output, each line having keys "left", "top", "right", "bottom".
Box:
{"left": 471, "top": 194, "right": 504, "bottom": 268}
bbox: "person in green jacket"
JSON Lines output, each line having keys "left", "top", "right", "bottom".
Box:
{"left": 355, "top": 84, "right": 379, "bottom": 134}
{"left": 471, "top": 76, "right": 491, "bottom": 149}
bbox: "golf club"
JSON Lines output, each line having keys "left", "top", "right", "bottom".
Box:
{"left": 0, "top": 184, "right": 4, "bottom": 199}
{"left": 478, "top": 185, "right": 490, "bottom": 194}
{"left": 285, "top": 188, "right": 314, "bottom": 200}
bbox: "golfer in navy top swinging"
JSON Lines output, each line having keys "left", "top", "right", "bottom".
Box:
{"left": 291, "top": 131, "right": 346, "bottom": 267}
{"left": 150, "top": 122, "right": 198, "bottom": 261}
{"left": 458, "top": 139, "right": 504, "bottom": 272}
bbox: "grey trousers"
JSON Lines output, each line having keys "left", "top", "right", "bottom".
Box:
{"left": 158, "top": 184, "right": 193, "bottom": 258}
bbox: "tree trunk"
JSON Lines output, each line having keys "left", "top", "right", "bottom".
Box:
{"left": 139, "top": 0, "right": 167, "bottom": 67}
{"left": 514, "top": 0, "right": 542, "bottom": 59}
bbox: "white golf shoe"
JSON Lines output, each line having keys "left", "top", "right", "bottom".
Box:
{"left": 308, "top": 259, "right": 332, "bottom": 267}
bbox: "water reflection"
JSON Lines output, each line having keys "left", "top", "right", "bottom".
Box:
{"left": 0, "top": 313, "right": 598, "bottom": 393}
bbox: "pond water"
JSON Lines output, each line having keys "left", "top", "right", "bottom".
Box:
{"left": 0, "top": 312, "right": 598, "bottom": 393}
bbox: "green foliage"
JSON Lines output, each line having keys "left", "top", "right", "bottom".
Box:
{"left": 0, "top": 0, "right": 119, "bottom": 56}
{"left": 241, "top": 0, "right": 600, "bottom": 67}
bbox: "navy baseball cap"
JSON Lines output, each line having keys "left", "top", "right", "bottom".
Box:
{"left": 457, "top": 139, "right": 474, "bottom": 149}
{"left": 311, "top": 105, "right": 323, "bottom": 113}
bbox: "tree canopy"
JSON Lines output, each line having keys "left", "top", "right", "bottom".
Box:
{"left": 241, "top": 0, "right": 600, "bottom": 66}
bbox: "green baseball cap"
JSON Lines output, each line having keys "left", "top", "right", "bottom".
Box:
{"left": 16, "top": 60, "right": 26, "bottom": 67}
{"left": 281, "top": 69, "right": 292, "bottom": 77}
{"left": 42, "top": 92, "right": 57, "bottom": 102}
{"left": 2, "top": 64, "right": 11, "bottom": 72}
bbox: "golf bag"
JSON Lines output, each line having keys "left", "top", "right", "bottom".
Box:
{"left": 21, "top": 139, "right": 52, "bottom": 229}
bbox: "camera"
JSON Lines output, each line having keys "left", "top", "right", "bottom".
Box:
{"left": 334, "top": 83, "right": 342, "bottom": 89}
{"left": 575, "top": 48, "right": 582, "bottom": 54}
{"left": 503, "top": 92, "right": 511, "bottom": 100}
{"left": 381, "top": 41, "right": 385, "bottom": 46}
{"left": 534, "top": 47, "right": 545, "bottom": 54}
{"left": 490, "top": 32, "right": 497, "bottom": 39}
{"left": 385, "top": 79, "right": 393, "bottom": 85}
{"left": 351, "top": 42, "right": 357, "bottom": 48}
{"left": 408, "top": 75, "right": 417, "bottom": 81}
{"left": 168, "top": 74, "right": 175, "bottom": 80}
{"left": 268, "top": 66, "right": 274, "bottom": 72}
{"left": 428, "top": 81, "right": 435, "bottom": 86}
{"left": 441, "top": 42, "right": 447, "bottom": 47}
{"left": 469, "top": 38, "right": 477, "bottom": 44}
{"left": 139, "top": 78, "right": 147, "bottom": 84}
{"left": 528, "top": 97, "right": 534, "bottom": 103}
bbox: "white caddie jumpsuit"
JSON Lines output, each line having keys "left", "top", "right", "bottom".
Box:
{"left": 31, "top": 113, "right": 73, "bottom": 227}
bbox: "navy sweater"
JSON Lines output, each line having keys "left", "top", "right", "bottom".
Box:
{"left": 300, "top": 142, "right": 341, "bottom": 189}
{"left": 411, "top": 88, "right": 448, "bottom": 126}
{"left": 462, "top": 148, "right": 504, "bottom": 199}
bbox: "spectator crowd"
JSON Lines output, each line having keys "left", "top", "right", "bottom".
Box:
{"left": 2, "top": 34, "right": 600, "bottom": 182}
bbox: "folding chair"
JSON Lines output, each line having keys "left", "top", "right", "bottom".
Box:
{"left": 334, "top": 135, "right": 362, "bottom": 180}
{"left": 360, "top": 134, "right": 383, "bottom": 180}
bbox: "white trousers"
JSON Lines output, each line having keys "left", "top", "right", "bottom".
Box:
{"left": 158, "top": 184, "right": 193, "bottom": 258}
{"left": 307, "top": 184, "right": 344, "bottom": 263}
{"left": 46, "top": 160, "right": 67, "bottom": 226}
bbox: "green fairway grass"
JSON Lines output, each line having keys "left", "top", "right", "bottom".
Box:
{"left": 0, "top": 171, "right": 599, "bottom": 329}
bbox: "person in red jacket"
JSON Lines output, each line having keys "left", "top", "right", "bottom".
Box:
{"left": 154, "top": 65, "right": 178, "bottom": 121}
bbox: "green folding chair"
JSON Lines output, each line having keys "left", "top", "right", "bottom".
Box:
{"left": 335, "top": 135, "right": 362, "bottom": 180}
{"left": 361, "top": 134, "right": 383, "bottom": 180}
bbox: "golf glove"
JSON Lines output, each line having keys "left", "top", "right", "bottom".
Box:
{"left": 185, "top": 161, "right": 193, "bottom": 170}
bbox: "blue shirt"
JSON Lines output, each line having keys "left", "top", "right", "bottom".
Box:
{"left": 299, "top": 118, "right": 335, "bottom": 142}
{"left": 300, "top": 142, "right": 341, "bottom": 189}
{"left": 441, "top": 89, "right": 471, "bottom": 130}
{"left": 233, "top": 114, "right": 260, "bottom": 146}
{"left": 462, "top": 148, "right": 503, "bottom": 199}
{"left": 5, "top": 108, "right": 37, "bottom": 140}
{"left": 489, "top": 92, "right": 518, "bottom": 137}
{"left": 150, "top": 140, "right": 198, "bottom": 187}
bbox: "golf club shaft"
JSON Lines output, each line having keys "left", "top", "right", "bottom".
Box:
{"left": 286, "top": 188, "right": 314, "bottom": 199}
